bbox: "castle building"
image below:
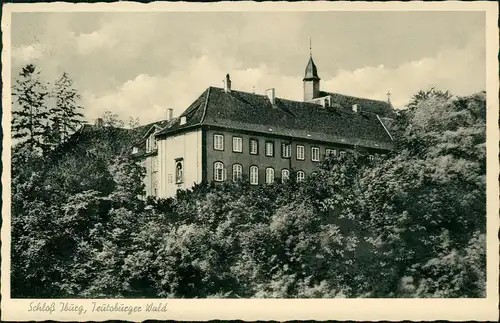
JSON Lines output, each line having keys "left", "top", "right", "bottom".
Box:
{"left": 134, "top": 55, "right": 396, "bottom": 198}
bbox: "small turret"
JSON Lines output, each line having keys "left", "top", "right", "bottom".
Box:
{"left": 303, "top": 56, "right": 320, "bottom": 102}
{"left": 303, "top": 39, "right": 320, "bottom": 102}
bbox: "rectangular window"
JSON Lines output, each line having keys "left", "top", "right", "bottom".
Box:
{"left": 250, "top": 166, "right": 259, "bottom": 185}
{"left": 249, "top": 139, "right": 259, "bottom": 155}
{"left": 146, "top": 134, "right": 156, "bottom": 153}
{"left": 265, "top": 168, "right": 275, "bottom": 184}
{"left": 214, "top": 162, "right": 226, "bottom": 181}
{"left": 233, "top": 164, "right": 243, "bottom": 182}
{"left": 153, "top": 157, "right": 159, "bottom": 172}
{"left": 232, "top": 136, "right": 243, "bottom": 153}
{"left": 325, "top": 148, "right": 337, "bottom": 157}
{"left": 153, "top": 181, "right": 159, "bottom": 196}
{"left": 296, "top": 145, "right": 305, "bottom": 160}
{"left": 265, "top": 141, "right": 274, "bottom": 157}
{"left": 281, "top": 143, "right": 291, "bottom": 158}
{"left": 281, "top": 169, "right": 290, "bottom": 182}
{"left": 311, "top": 147, "right": 320, "bottom": 161}
{"left": 214, "top": 134, "right": 224, "bottom": 151}
{"left": 297, "top": 171, "right": 305, "bottom": 183}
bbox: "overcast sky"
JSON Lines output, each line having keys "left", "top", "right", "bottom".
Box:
{"left": 11, "top": 11, "right": 485, "bottom": 124}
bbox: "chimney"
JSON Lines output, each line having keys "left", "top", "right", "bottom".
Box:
{"left": 224, "top": 74, "right": 231, "bottom": 93}
{"left": 266, "top": 88, "right": 276, "bottom": 105}
{"left": 95, "top": 118, "right": 104, "bottom": 127}
{"left": 352, "top": 104, "right": 360, "bottom": 113}
{"left": 167, "top": 108, "right": 173, "bottom": 121}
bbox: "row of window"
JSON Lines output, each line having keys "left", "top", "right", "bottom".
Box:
{"left": 213, "top": 134, "right": 346, "bottom": 161}
{"left": 214, "top": 161, "right": 306, "bottom": 184}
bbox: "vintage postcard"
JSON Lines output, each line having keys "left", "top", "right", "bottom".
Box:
{"left": 1, "top": 1, "right": 499, "bottom": 321}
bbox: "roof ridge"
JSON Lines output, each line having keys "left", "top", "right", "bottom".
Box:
{"left": 376, "top": 114, "right": 394, "bottom": 141}
{"left": 141, "top": 122, "right": 166, "bottom": 138}
{"left": 213, "top": 86, "right": 325, "bottom": 107}
{"left": 322, "top": 91, "right": 389, "bottom": 105}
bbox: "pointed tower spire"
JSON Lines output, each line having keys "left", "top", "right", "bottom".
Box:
{"left": 303, "top": 39, "right": 320, "bottom": 102}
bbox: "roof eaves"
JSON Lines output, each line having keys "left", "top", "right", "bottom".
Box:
{"left": 155, "top": 123, "right": 203, "bottom": 138}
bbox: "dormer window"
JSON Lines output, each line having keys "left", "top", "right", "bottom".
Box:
{"left": 180, "top": 116, "right": 187, "bottom": 125}
{"left": 132, "top": 147, "right": 139, "bottom": 154}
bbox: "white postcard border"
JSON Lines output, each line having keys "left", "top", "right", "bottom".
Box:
{"left": 2, "top": 1, "right": 498, "bottom": 321}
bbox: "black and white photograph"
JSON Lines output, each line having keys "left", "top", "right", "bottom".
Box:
{"left": 1, "top": 1, "right": 498, "bottom": 321}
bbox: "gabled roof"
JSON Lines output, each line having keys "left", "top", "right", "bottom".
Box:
{"left": 157, "top": 87, "right": 394, "bottom": 150}
{"left": 136, "top": 120, "right": 172, "bottom": 139}
{"left": 319, "top": 91, "right": 395, "bottom": 118}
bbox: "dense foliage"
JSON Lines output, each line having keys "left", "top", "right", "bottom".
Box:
{"left": 11, "top": 66, "right": 486, "bottom": 298}
{"left": 11, "top": 64, "right": 51, "bottom": 153}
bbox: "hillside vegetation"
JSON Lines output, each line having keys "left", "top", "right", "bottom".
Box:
{"left": 11, "top": 65, "right": 486, "bottom": 298}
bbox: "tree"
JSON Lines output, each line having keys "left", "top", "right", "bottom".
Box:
{"left": 49, "top": 72, "right": 84, "bottom": 145}
{"left": 108, "top": 154, "right": 146, "bottom": 204}
{"left": 12, "top": 64, "right": 50, "bottom": 154}
{"left": 406, "top": 87, "right": 452, "bottom": 110}
{"left": 358, "top": 91, "right": 486, "bottom": 297}
{"left": 11, "top": 87, "right": 486, "bottom": 299}
{"left": 128, "top": 117, "right": 140, "bottom": 129}
{"left": 101, "top": 111, "right": 125, "bottom": 128}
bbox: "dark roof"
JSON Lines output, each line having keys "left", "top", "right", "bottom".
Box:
{"left": 135, "top": 119, "right": 172, "bottom": 139}
{"left": 304, "top": 56, "right": 320, "bottom": 81}
{"left": 78, "top": 121, "right": 169, "bottom": 139}
{"left": 78, "top": 123, "right": 132, "bottom": 136}
{"left": 157, "top": 87, "right": 394, "bottom": 150}
{"left": 319, "top": 91, "right": 395, "bottom": 118}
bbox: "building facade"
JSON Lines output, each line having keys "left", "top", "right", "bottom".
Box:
{"left": 134, "top": 56, "right": 396, "bottom": 198}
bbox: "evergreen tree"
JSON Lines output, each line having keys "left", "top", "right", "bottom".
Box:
{"left": 12, "top": 64, "right": 50, "bottom": 154}
{"left": 50, "top": 72, "right": 84, "bottom": 145}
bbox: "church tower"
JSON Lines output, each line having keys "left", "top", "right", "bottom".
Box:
{"left": 303, "top": 54, "right": 320, "bottom": 102}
